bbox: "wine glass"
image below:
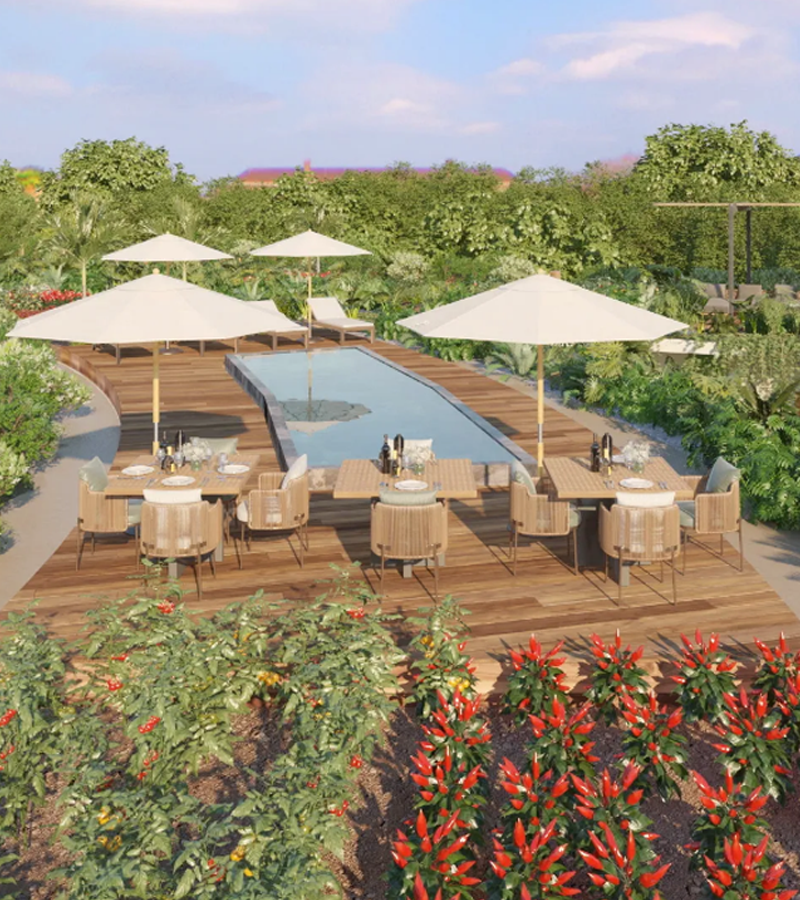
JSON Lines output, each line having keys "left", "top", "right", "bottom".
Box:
{"left": 218, "top": 452, "right": 228, "bottom": 472}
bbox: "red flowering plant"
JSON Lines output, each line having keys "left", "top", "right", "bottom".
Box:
{"left": 753, "top": 633, "right": 800, "bottom": 702}
{"left": 619, "top": 692, "right": 688, "bottom": 800}
{"left": 410, "top": 740, "right": 486, "bottom": 828}
{"left": 528, "top": 699, "right": 599, "bottom": 779}
{"left": 497, "top": 756, "right": 571, "bottom": 843}
{"left": 570, "top": 766, "right": 658, "bottom": 866}
{"left": 421, "top": 690, "right": 492, "bottom": 775}
{"left": 701, "top": 834, "right": 797, "bottom": 900}
{"left": 670, "top": 630, "right": 737, "bottom": 723}
{"left": 408, "top": 598, "right": 476, "bottom": 717}
{"left": 713, "top": 686, "right": 792, "bottom": 802}
{"left": 685, "top": 770, "right": 769, "bottom": 868}
{"left": 503, "top": 636, "right": 569, "bottom": 723}
{"left": 488, "top": 819, "right": 578, "bottom": 899}
{"left": 389, "top": 809, "right": 480, "bottom": 900}
{"left": 578, "top": 826, "right": 670, "bottom": 900}
{"left": 586, "top": 631, "right": 649, "bottom": 723}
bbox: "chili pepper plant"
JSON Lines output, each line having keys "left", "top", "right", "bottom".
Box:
{"left": 503, "top": 636, "right": 569, "bottom": 723}
{"left": 670, "top": 631, "right": 737, "bottom": 724}
{"left": 619, "top": 692, "right": 688, "bottom": 800}
{"left": 587, "top": 631, "right": 649, "bottom": 722}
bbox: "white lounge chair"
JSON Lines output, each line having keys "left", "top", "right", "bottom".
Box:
{"left": 308, "top": 296, "right": 375, "bottom": 344}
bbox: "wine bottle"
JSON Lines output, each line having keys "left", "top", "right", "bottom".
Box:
{"left": 380, "top": 435, "right": 391, "bottom": 475}
{"left": 590, "top": 433, "right": 600, "bottom": 473}
{"left": 601, "top": 433, "right": 614, "bottom": 469}
{"left": 394, "top": 433, "right": 405, "bottom": 465}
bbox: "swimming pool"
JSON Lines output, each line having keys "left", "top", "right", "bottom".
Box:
{"left": 226, "top": 347, "right": 533, "bottom": 470}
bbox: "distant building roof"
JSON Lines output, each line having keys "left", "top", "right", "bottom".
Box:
{"left": 239, "top": 162, "right": 516, "bottom": 185}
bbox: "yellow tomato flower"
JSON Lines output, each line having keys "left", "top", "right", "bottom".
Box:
{"left": 230, "top": 846, "right": 246, "bottom": 862}
{"left": 97, "top": 808, "right": 111, "bottom": 825}
{"left": 244, "top": 868, "right": 254, "bottom": 877}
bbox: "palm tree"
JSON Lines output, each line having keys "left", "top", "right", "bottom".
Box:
{"left": 45, "top": 195, "right": 126, "bottom": 297}
{"left": 146, "top": 196, "right": 230, "bottom": 279}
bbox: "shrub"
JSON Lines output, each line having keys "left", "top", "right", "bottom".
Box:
{"left": 587, "top": 631, "right": 649, "bottom": 722}
{"left": 528, "top": 699, "right": 598, "bottom": 778}
{"left": 670, "top": 631, "right": 737, "bottom": 723}
{"left": 701, "top": 835, "right": 795, "bottom": 899}
{"left": 619, "top": 693, "right": 688, "bottom": 800}
{"left": 578, "top": 828, "right": 670, "bottom": 900}
{"left": 503, "top": 636, "right": 569, "bottom": 723}
{"left": 387, "top": 250, "right": 431, "bottom": 283}
{"left": 488, "top": 820, "right": 577, "bottom": 899}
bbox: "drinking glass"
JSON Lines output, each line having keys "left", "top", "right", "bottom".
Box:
{"left": 218, "top": 452, "right": 228, "bottom": 472}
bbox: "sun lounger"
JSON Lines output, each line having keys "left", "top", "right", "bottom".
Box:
{"left": 245, "top": 300, "right": 309, "bottom": 350}
{"left": 308, "top": 296, "right": 375, "bottom": 345}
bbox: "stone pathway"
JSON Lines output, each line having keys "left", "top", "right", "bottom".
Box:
{"left": 0, "top": 367, "right": 120, "bottom": 608}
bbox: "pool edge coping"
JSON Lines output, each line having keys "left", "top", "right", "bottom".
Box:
{"left": 225, "top": 345, "right": 536, "bottom": 472}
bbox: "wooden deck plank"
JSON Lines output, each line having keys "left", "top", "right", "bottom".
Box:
{"left": 6, "top": 335, "right": 800, "bottom": 690}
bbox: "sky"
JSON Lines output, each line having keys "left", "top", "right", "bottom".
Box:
{"left": 1, "top": 0, "right": 798, "bottom": 180}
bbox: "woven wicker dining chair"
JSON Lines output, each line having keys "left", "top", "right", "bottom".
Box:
{"left": 139, "top": 499, "right": 223, "bottom": 599}
{"left": 598, "top": 502, "right": 681, "bottom": 606}
{"left": 76, "top": 479, "right": 141, "bottom": 570}
{"left": 679, "top": 475, "right": 743, "bottom": 572}
{"left": 370, "top": 501, "right": 448, "bottom": 599}
{"left": 234, "top": 471, "right": 310, "bottom": 568}
{"left": 509, "top": 477, "right": 580, "bottom": 575}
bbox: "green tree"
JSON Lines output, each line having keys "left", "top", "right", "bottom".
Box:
{"left": 44, "top": 195, "right": 126, "bottom": 296}
{"left": 41, "top": 138, "right": 192, "bottom": 206}
{"left": 634, "top": 121, "right": 800, "bottom": 200}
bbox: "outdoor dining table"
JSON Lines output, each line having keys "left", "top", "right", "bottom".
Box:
{"left": 332, "top": 458, "right": 477, "bottom": 500}
{"left": 543, "top": 455, "right": 693, "bottom": 586}
{"left": 106, "top": 453, "right": 260, "bottom": 577}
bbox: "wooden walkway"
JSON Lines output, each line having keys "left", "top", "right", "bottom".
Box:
{"left": 6, "top": 335, "right": 799, "bottom": 690}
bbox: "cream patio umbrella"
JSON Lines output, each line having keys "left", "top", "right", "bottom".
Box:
{"left": 398, "top": 273, "right": 687, "bottom": 472}
{"left": 104, "top": 233, "right": 234, "bottom": 354}
{"left": 9, "top": 273, "right": 290, "bottom": 453}
{"left": 250, "top": 230, "right": 370, "bottom": 317}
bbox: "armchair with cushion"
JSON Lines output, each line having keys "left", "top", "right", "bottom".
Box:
{"left": 678, "top": 456, "right": 743, "bottom": 571}
{"left": 508, "top": 462, "right": 580, "bottom": 575}
{"left": 76, "top": 457, "right": 141, "bottom": 569}
{"left": 599, "top": 494, "right": 681, "bottom": 606}
{"left": 139, "top": 498, "right": 223, "bottom": 598}
{"left": 234, "top": 455, "right": 309, "bottom": 568}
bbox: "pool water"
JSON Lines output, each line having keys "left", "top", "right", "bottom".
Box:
{"left": 230, "top": 348, "right": 525, "bottom": 468}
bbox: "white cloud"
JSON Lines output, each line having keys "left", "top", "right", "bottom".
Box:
{"left": 0, "top": 70, "right": 72, "bottom": 99}
{"left": 460, "top": 121, "right": 500, "bottom": 135}
{"left": 9, "top": 0, "right": 423, "bottom": 32}
{"left": 489, "top": 57, "right": 544, "bottom": 95}
{"left": 554, "top": 12, "right": 755, "bottom": 81}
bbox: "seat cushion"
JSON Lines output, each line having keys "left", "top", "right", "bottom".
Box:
{"left": 511, "top": 460, "right": 536, "bottom": 494}
{"left": 127, "top": 499, "right": 143, "bottom": 527}
{"left": 237, "top": 500, "right": 249, "bottom": 523}
{"left": 281, "top": 453, "right": 308, "bottom": 490}
{"left": 707, "top": 457, "right": 740, "bottom": 493}
{"left": 569, "top": 505, "right": 581, "bottom": 529}
{"left": 204, "top": 437, "right": 239, "bottom": 456}
{"left": 79, "top": 456, "right": 109, "bottom": 492}
{"left": 616, "top": 490, "right": 675, "bottom": 508}
{"left": 379, "top": 487, "right": 438, "bottom": 506}
{"left": 143, "top": 488, "right": 203, "bottom": 504}
{"left": 678, "top": 500, "right": 696, "bottom": 528}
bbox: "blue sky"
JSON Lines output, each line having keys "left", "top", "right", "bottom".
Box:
{"left": 1, "top": 0, "right": 797, "bottom": 180}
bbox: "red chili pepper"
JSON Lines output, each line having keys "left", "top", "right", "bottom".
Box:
{"left": 156, "top": 601, "right": 175, "bottom": 614}
{"left": 106, "top": 679, "right": 123, "bottom": 692}
{"left": 346, "top": 608, "right": 365, "bottom": 619}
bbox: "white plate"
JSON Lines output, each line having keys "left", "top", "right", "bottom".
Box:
{"left": 122, "top": 465, "right": 154, "bottom": 477}
{"left": 395, "top": 480, "right": 429, "bottom": 492}
{"left": 219, "top": 464, "right": 250, "bottom": 475}
{"left": 619, "top": 478, "right": 654, "bottom": 490}
{"left": 161, "top": 475, "right": 196, "bottom": 487}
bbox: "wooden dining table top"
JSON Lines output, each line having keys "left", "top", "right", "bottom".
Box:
{"left": 105, "top": 453, "right": 260, "bottom": 498}
{"left": 333, "top": 458, "right": 478, "bottom": 500}
{"left": 544, "top": 455, "right": 694, "bottom": 501}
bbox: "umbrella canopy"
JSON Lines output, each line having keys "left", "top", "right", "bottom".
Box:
{"left": 9, "top": 273, "right": 289, "bottom": 451}
{"left": 251, "top": 230, "right": 370, "bottom": 312}
{"left": 250, "top": 229, "right": 370, "bottom": 260}
{"left": 103, "top": 233, "right": 232, "bottom": 263}
{"left": 398, "top": 274, "right": 687, "bottom": 470}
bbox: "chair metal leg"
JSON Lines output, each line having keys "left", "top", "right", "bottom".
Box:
{"left": 617, "top": 550, "right": 624, "bottom": 607}
{"left": 379, "top": 549, "right": 385, "bottom": 592}
{"left": 91, "top": 532, "right": 96, "bottom": 555}
{"left": 195, "top": 554, "right": 203, "bottom": 599}
{"left": 208, "top": 550, "right": 216, "bottom": 578}
{"left": 245, "top": 521, "right": 251, "bottom": 552}
{"left": 720, "top": 533, "right": 724, "bottom": 556}
{"left": 233, "top": 527, "right": 243, "bottom": 570}
{"left": 571, "top": 527, "right": 579, "bottom": 575}
{"left": 512, "top": 525, "right": 519, "bottom": 576}
{"left": 603, "top": 551, "right": 608, "bottom": 583}
{"left": 76, "top": 521, "right": 83, "bottom": 570}
{"left": 433, "top": 548, "right": 440, "bottom": 601}
{"left": 738, "top": 519, "right": 744, "bottom": 572}
{"left": 681, "top": 530, "right": 687, "bottom": 575}
{"left": 297, "top": 527, "right": 305, "bottom": 569}
{"left": 671, "top": 550, "right": 677, "bottom": 605}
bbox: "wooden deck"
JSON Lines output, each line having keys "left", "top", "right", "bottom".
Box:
{"left": 6, "top": 335, "right": 799, "bottom": 689}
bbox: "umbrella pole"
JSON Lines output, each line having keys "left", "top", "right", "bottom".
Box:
{"left": 537, "top": 344, "right": 544, "bottom": 475}
{"left": 306, "top": 263, "right": 312, "bottom": 324}
{"left": 152, "top": 343, "right": 161, "bottom": 455}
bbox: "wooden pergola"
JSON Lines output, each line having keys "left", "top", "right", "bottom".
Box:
{"left": 653, "top": 202, "right": 800, "bottom": 301}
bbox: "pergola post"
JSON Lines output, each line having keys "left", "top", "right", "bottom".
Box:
{"left": 745, "top": 208, "right": 752, "bottom": 283}
{"left": 727, "top": 203, "right": 736, "bottom": 303}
